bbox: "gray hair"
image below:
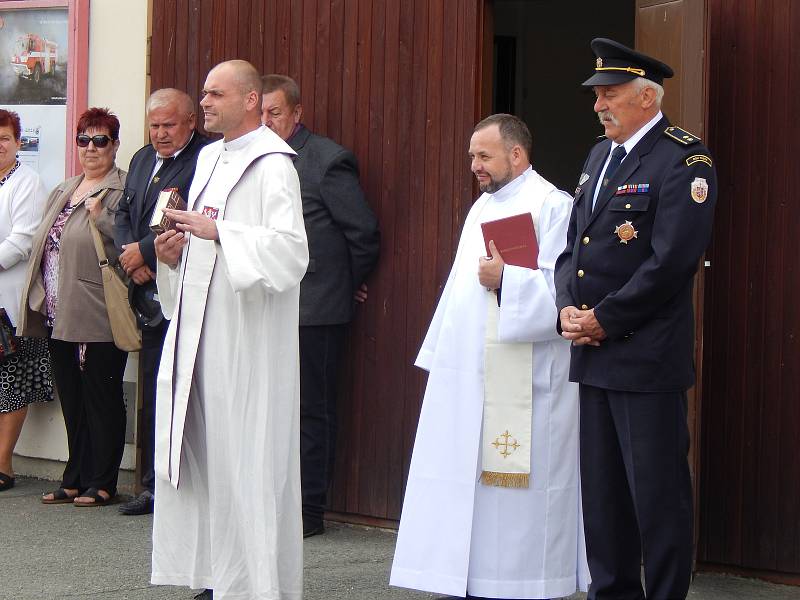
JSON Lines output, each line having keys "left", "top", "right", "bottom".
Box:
{"left": 262, "top": 74, "right": 301, "bottom": 107}
{"left": 473, "top": 113, "right": 533, "bottom": 158}
{"left": 146, "top": 88, "right": 195, "bottom": 116}
{"left": 631, "top": 77, "right": 664, "bottom": 108}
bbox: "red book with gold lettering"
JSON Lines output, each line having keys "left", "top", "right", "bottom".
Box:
{"left": 480, "top": 212, "right": 538, "bottom": 270}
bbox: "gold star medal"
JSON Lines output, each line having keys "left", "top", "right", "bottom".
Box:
{"left": 614, "top": 220, "right": 638, "bottom": 244}
{"left": 690, "top": 177, "right": 709, "bottom": 203}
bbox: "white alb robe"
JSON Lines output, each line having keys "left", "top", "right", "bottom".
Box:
{"left": 151, "top": 127, "right": 308, "bottom": 600}
{"left": 0, "top": 163, "right": 47, "bottom": 326}
{"left": 391, "top": 167, "right": 590, "bottom": 599}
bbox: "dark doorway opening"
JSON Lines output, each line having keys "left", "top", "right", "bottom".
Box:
{"left": 494, "top": 35, "right": 517, "bottom": 114}
{"left": 492, "top": 1, "right": 635, "bottom": 191}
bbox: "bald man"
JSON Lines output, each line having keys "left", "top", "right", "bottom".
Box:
{"left": 114, "top": 88, "right": 210, "bottom": 516}
{"left": 150, "top": 61, "right": 307, "bottom": 600}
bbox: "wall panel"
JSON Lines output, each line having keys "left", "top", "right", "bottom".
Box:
{"left": 150, "top": 0, "right": 485, "bottom": 522}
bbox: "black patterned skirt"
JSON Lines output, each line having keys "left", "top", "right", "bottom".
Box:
{"left": 0, "top": 336, "right": 54, "bottom": 413}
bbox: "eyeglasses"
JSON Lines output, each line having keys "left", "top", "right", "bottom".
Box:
{"left": 76, "top": 134, "right": 114, "bottom": 148}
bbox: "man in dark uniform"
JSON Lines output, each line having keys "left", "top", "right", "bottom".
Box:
{"left": 261, "top": 74, "right": 380, "bottom": 538}
{"left": 114, "top": 88, "right": 210, "bottom": 515}
{"left": 555, "top": 39, "right": 717, "bottom": 599}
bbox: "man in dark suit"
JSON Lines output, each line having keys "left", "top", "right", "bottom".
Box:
{"left": 261, "top": 74, "right": 380, "bottom": 538}
{"left": 554, "top": 39, "right": 717, "bottom": 599}
{"left": 114, "top": 88, "right": 210, "bottom": 516}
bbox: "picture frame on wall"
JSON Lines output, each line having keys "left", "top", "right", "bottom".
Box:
{"left": 0, "top": 0, "right": 89, "bottom": 190}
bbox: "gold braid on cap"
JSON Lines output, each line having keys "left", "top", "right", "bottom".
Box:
{"left": 595, "top": 66, "right": 646, "bottom": 76}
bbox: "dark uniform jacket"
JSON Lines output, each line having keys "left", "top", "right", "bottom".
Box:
{"left": 289, "top": 126, "right": 380, "bottom": 326}
{"left": 114, "top": 132, "right": 211, "bottom": 269}
{"left": 555, "top": 116, "right": 717, "bottom": 392}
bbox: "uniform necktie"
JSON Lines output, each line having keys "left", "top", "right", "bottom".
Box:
{"left": 602, "top": 145, "right": 627, "bottom": 187}
{"left": 592, "top": 145, "right": 627, "bottom": 211}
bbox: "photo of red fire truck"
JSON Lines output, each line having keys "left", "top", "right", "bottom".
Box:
{"left": 10, "top": 33, "right": 58, "bottom": 84}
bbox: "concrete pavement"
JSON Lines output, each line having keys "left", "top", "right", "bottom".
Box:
{"left": 0, "top": 477, "right": 796, "bottom": 600}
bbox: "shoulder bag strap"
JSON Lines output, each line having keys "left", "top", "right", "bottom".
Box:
{"left": 87, "top": 189, "right": 111, "bottom": 266}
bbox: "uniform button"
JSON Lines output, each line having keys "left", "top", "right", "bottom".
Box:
{"left": 582, "top": 236, "right": 590, "bottom": 245}
{"left": 577, "top": 269, "right": 585, "bottom": 278}
{"left": 581, "top": 304, "right": 589, "bottom": 310}
{"left": 625, "top": 203, "right": 631, "bottom": 209}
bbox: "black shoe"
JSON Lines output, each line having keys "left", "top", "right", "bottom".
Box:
{"left": 303, "top": 522, "right": 325, "bottom": 538}
{"left": 193, "top": 590, "right": 212, "bottom": 600}
{"left": 0, "top": 471, "right": 14, "bottom": 491}
{"left": 119, "top": 490, "right": 154, "bottom": 515}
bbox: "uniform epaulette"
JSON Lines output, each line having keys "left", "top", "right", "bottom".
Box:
{"left": 663, "top": 126, "right": 701, "bottom": 146}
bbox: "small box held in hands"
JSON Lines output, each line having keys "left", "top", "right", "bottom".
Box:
{"left": 149, "top": 188, "right": 187, "bottom": 234}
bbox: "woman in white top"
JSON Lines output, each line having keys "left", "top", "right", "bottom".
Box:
{"left": 0, "top": 109, "right": 53, "bottom": 492}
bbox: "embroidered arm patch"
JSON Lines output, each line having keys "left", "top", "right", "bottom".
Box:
{"left": 686, "top": 154, "right": 713, "bottom": 168}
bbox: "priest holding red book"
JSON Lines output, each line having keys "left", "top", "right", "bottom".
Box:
{"left": 391, "top": 114, "right": 588, "bottom": 600}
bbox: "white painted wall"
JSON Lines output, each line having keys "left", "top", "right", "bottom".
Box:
{"left": 87, "top": 0, "right": 149, "bottom": 165}
{"left": 15, "top": 0, "right": 149, "bottom": 473}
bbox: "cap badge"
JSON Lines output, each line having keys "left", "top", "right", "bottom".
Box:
{"left": 690, "top": 177, "right": 709, "bottom": 203}
{"left": 614, "top": 220, "right": 638, "bottom": 244}
{"left": 596, "top": 57, "right": 603, "bottom": 68}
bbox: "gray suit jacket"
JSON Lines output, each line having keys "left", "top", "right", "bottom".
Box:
{"left": 289, "top": 126, "right": 380, "bottom": 326}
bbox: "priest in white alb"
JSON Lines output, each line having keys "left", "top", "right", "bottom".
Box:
{"left": 391, "top": 114, "right": 589, "bottom": 600}
{"left": 150, "top": 60, "right": 308, "bottom": 600}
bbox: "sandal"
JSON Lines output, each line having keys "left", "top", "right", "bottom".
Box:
{"left": 73, "top": 487, "right": 118, "bottom": 507}
{"left": 42, "top": 488, "right": 80, "bottom": 504}
{"left": 0, "top": 471, "right": 14, "bottom": 491}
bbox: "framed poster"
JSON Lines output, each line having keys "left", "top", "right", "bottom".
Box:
{"left": 0, "top": 0, "right": 88, "bottom": 191}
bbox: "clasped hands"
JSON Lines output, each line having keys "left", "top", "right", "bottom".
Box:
{"left": 118, "top": 242, "right": 154, "bottom": 284}
{"left": 154, "top": 209, "right": 219, "bottom": 268}
{"left": 560, "top": 306, "right": 606, "bottom": 346}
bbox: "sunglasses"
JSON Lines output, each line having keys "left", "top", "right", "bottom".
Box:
{"left": 76, "top": 134, "right": 114, "bottom": 148}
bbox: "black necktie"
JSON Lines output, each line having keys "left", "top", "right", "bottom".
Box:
{"left": 590, "top": 146, "right": 627, "bottom": 214}
{"left": 147, "top": 156, "right": 175, "bottom": 195}
{"left": 602, "top": 145, "right": 627, "bottom": 188}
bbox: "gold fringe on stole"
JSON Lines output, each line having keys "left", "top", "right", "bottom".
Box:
{"left": 480, "top": 471, "right": 530, "bottom": 488}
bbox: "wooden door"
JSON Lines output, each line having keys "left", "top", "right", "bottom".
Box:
{"left": 698, "top": 0, "right": 800, "bottom": 579}
{"left": 148, "top": 0, "right": 488, "bottom": 525}
{"left": 635, "top": 0, "right": 709, "bottom": 562}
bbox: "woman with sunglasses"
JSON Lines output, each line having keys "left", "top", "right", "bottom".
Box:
{"left": 0, "top": 109, "right": 54, "bottom": 492}
{"left": 18, "top": 107, "right": 128, "bottom": 507}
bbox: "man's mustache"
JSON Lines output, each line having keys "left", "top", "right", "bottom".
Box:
{"left": 598, "top": 110, "right": 620, "bottom": 127}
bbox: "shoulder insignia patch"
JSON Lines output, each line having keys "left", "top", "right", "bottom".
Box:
{"left": 664, "top": 126, "right": 701, "bottom": 146}
{"left": 686, "top": 154, "right": 713, "bottom": 168}
{"left": 690, "top": 177, "right": 709, "bottom": 203}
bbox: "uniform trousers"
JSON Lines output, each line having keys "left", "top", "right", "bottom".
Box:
{"left": 139, "top": 321, "right": 168, "bottom": 493}
{"left": 48, "top": 338, "right": 128, "bottom": 494}
{"left": 299, "top": 323, "right": 347, "bottom": 527}
{"left": 579, "top": 384, "right": 693, "bottom": 600}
